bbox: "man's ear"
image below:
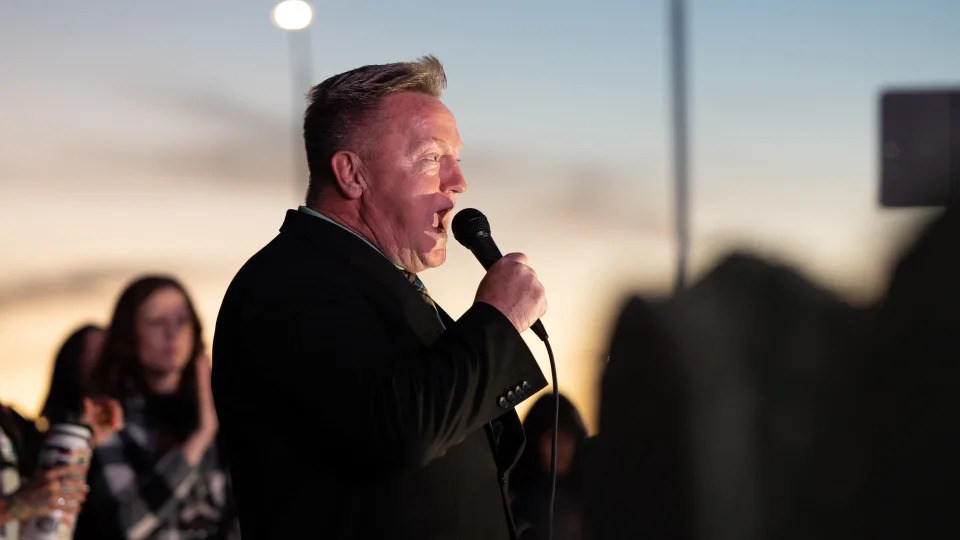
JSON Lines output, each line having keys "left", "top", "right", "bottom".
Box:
{"left": 330, "top": 150, "right": 367, "bottom": 199}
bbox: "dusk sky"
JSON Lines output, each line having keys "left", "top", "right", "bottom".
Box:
{"left": 2, "top": 0, "right": 957, "bottom": 429}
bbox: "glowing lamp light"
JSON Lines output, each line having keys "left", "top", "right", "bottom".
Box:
{"left": 272, "top": 0, "right": 313, "bottom": 31}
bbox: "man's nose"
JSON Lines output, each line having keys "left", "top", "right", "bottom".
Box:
{"left": 443, "top": 161, "right": 467, "bottom": 194}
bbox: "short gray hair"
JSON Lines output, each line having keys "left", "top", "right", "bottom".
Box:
{"left": 302, "top": 55, "right": 447, "bottom": 204}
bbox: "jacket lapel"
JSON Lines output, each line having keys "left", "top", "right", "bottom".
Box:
{"left": 347, "top": 252, "right": 445, "bottom": 346}
{"left": 280, "top": 210, "right": 445, "bottom": 346}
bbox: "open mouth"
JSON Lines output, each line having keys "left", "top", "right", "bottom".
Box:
{"left": 434, "top": 209, "right": 451, "bottom": 232}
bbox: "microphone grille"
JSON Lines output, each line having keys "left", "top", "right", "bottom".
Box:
{"left": 452, "top": 208, "right": 490, "bottom": 246}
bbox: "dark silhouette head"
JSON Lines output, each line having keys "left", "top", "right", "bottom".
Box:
{"left": 40, "top": 323, "right": 105, "bottom": 425}
{"left": 511, "top": 393, "right": 587, "bottom": 493}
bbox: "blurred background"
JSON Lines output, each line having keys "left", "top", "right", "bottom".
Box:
{"left": 1, "top": 0, "right": 955, "bottom": 432}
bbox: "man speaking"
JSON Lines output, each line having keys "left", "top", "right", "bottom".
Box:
{"left": 212, "top": 56, "right": 548, "bottom": 539}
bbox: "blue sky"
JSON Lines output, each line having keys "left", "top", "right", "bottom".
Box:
{"left": 1, "top": 0, "right": 957, "bottom": 425}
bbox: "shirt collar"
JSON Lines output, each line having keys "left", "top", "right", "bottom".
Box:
{"left": 297, "top": 206, "right": 405, "bottom": 271}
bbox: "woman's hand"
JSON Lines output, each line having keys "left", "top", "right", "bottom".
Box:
{"left": 194, "top": 354, "right": 219, "bottom": 441}
{"left": 7, "top": 464, "right": 88, "bottom": 520}
{"left": 81, "top": 396, "right": 124, "bottom": 448}
{"left": 183, "top": 354, "right": 220, "bottom": 466}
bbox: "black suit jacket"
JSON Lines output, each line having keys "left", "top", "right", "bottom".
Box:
{"left": 212, "top": 210, "right": 547, "bottom": 539}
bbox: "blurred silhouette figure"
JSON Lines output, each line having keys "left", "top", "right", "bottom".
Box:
{"left": 862, "top": 203, "right": 960, "bottom": 538}
{"left": 587, "top": 253, "right": 869, "bottom": 540}
{"left": 671, "top": 254, "right": 870, "bottom": 540}
{"left": 510, "top": 393, "right": 587, "bottom": 540}
{"left": 75, "top": 276, "right": 238, "bottom": 540}
{"left": 583, "top": 296, "right": 694, "bottom": 540}
{"left": 39, "top": 324, "right": 105, "bottom": 430}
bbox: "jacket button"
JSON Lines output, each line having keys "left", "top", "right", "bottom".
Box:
{"left": 515, "top": 385, "right": 523, "bottom": 396}
{"left": 498, "top": 396, "right": 508, "bottom": 408}
{"left": 522, "top": 380, "right": 531, "bottom": 391}
{"left": 507, "top": 390, "right": 516, "bottom": 403}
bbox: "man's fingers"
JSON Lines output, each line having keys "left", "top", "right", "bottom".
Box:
{"left": 501, "top": 252, "right": 528, "bottom": 265}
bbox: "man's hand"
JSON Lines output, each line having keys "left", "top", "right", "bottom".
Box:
{"left": 474, "top": 252, "right": 547, "bottom": 334}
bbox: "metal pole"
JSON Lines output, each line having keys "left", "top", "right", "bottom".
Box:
{"left": 669, "top": 0, "right": 690, "bottom": 293}
{"left": 288, "top": 28, "right": 314, "bottom": 203}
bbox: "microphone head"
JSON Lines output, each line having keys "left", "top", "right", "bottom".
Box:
{"left": 452, "top": 208, "right": 491, "bottom": 247}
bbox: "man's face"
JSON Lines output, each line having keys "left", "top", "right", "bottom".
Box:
{"left": 359, "top": 92, "right": 466, "bottom": 273}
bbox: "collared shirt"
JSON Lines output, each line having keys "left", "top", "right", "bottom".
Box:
{"left": 298, "top": 206, "right": 444, "bottom": 327}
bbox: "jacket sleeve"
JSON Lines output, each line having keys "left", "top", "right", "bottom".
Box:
{"left": 286, "top": 297, "right": 547, "bottom": 471}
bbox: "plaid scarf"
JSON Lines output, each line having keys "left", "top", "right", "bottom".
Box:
{"left": 80, "top": 394, "right": 239, "bottom": 540}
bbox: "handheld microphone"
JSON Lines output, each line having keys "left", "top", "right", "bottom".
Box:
{"left": 451, "top": 208, "right": 548, "bottom": 341}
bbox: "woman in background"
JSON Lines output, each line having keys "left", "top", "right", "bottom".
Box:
{"left": 0, "top": 404, "right": 89, "bottom": 539}
{"left": 76, "top": 275, "right": 238, "bottom": 540}
{"left": 509, "top": 393, "right": 588, "bottom": 540}
{"left": 2, "top": 323, "right": 121, "bottom": 539}
{"left": 39, "top": 323, "right": 106, "bottom": 430}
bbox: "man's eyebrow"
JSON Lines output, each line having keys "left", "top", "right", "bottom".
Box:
{"left": 410, "top": 137, "right": 460, "bottom": 154}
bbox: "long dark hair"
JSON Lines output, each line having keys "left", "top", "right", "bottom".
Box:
{"left": 92, "top": 275, "right": 204, "bottom": 435}
{"left": 510, "top": 393, "right": 588, "bottom": 494}
{"left": 40, "top": 323, "right": 103, "bottom": 425}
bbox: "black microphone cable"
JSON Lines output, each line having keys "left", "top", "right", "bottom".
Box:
{"left": 451, "top": 208, "right": 559, "bottom": 540}
{"left": 541, "top": 334, "right": 559, "bottom": 540}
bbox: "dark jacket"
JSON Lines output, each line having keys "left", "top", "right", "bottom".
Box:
{"left": 212, "top": 210, "right": 547, "bottom": 539}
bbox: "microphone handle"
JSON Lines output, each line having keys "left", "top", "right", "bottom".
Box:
{"left": 469, "top": 236, "right": 503, "bottom": 270}
{"left": 469, "top": 238, "right": 549, "bottom": 341}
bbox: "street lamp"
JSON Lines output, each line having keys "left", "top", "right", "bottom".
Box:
{"left": 669, "top": 0, "right": 690, "bottom": 293}
{"left": 272, "top": 0, "right": 313, "bottom": 31}
{"left": 272, "top": 0, "right": 315, "bottom": 202}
